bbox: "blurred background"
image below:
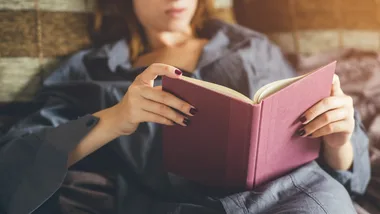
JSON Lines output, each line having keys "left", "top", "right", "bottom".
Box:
{"left": 1, "top": 0, "right": 380, "bottom": 213}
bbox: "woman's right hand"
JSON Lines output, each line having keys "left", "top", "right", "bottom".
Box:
{"left": 112, "top": 63, "right": 197, "bottom": 136}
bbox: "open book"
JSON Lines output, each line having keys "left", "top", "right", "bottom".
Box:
{"left": 162, "top": 61, "right": 336, "bottom": 190}
{"left": 180, "top": 69, "right": 311, "bottom": 104}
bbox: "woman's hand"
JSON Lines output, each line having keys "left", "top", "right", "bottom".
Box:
{"left": 71, "top": 64, "right": 196, "bottom": 166}
{"left": 297, "top": 74, "right": 355, "bottom": 170}
{"left": 111, "top": 63, "right": 197, "bottom": 136}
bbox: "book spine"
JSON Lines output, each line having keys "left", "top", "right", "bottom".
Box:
{"left": 245, "top": 104, "right": 262, "bottom": 189}
{"left": 225, "top": 100, "right": 253, "bottom": 189}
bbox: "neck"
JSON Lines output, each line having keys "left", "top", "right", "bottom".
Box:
{"left": 145, "top": 27, "right": 194, "bottom": 49}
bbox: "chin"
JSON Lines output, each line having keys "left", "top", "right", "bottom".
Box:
{"left": 160, "top": 21, "right": 191, "bottom": 32}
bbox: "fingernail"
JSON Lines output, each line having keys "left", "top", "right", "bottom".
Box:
{"left": 175, "top": 69, "right": 182, "bottom": 75}
{"left": 300, "top": 116, "right": 307, "bottom": 123}
{"left": 183, "top": 118, "right": 190, "bottom": 126}
{"left": 189, "top": 107, "right": 198, "bottom": 115}
{"left": 297, "top": 129, "right": 306, "bottom": 136}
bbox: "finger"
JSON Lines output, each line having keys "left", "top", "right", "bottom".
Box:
{"left": 136, "top": 63, "right": 182, "bottom": 86}
{"left": 140, "top": 98, "right": 189, "bottom": 126}
{"left": 307, "top": 120, "right": 351, "bottom": 138}
{"left": 301, "top": 96, "right": 351, "bottom": 124}
{"left": 331, "top": 74, "right": 344, "bottom": 96}
{"left": 141, "top": 86, "right": 196, "bottom": 117}
{"left": 140, "top": 110, "right": 175, "bottom": 126}
{"left": 298, "top": 108, "right": 348, "bottom": 137}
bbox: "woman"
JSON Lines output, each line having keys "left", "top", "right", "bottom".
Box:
{"left": 0, "top": 0, "right": 370, "bottom": 213}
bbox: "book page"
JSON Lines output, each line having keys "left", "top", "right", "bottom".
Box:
{"left": 181, "top": 72, "right": 310, "bottom": 105}
{"left": 181, "top": 76, "right": 253, "bottom": 103}
{"left": 252, "top": 74, "right": 307, "bottom": 104}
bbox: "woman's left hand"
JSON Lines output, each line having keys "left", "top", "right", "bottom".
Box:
{"left": 297, "top": 74, "right": 355, "bottom": 170}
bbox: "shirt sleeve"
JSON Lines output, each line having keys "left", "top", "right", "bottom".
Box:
{"left": 0, "top": 52, "right": 101, "bottom": 214}
{"left": 246, "top": 35, "right": 370, "bottom": 197}
{"left": 0, "top": 99, "right": 100, "bottom": 214}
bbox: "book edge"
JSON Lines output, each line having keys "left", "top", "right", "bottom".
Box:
{"left": 246, "top": 103, "right": 262, "bottom": 189}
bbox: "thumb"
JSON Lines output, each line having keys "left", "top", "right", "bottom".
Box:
{"left": 331, "top": 74, "right": 344, "bottom": 96}
{"left": 137, "top": 63, "right": 182, "bottom": 86}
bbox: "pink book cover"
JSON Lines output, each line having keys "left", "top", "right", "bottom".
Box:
{"left": 162, "top": 61, "right": 336, "bottom": 190}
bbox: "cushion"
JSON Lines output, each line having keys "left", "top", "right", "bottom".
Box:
{"left": 0, "top": 0, "right": 94, "bottom": 102}
{"left": 233, "top": 0, "right": 380, "bottom": 54}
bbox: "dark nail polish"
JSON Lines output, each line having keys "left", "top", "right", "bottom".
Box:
{"left": 300, "top": 116, "right": 307, "bottom": 123}
{"left": 297, "top": 129, "right": 306, "bottom": 136}
{"left": 183, "top": 118, "right": 190, "bottom": 126}
{"left": 175, "top": 69, "right": 182, "bottom": 75}
{"left": 190, "top": 107, "right": 198, "bottom": 115}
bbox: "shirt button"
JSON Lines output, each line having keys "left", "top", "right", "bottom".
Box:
{"left": 86, "top": 118, "right": 97, "bottom": 127}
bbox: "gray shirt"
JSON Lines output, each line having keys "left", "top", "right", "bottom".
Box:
{"left": 0, "top": 20, "right": 370, "bottom": 214}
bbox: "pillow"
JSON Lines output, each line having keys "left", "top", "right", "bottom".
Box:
{"left": 0, "top": 0, "right": 94, "bottom": 102}
{"left": 233, "top": 0, "right": 380, "bottom": 54}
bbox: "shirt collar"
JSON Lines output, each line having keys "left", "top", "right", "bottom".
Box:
{"left": 84, "top": 39, "right": 131, "bottom": 73}
{"left": 196, "top": 29, "right": 230, "bottom": 70}
{"left": 107, "top": 39, "right": 131, "bottom": 72}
